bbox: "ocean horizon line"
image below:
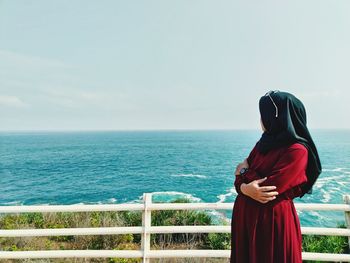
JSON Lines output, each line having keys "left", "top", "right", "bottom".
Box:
{"left": 1, "top": 128, "right": 349, "bottom": 133}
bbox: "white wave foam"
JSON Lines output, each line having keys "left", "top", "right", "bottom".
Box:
{"left": 123, "top": 192, "right": 203, "bottom": 206}
{"left": 67, "top": 199, "right": 119, "bottom": 205}
{"left": 318, "top": 175, "right": 339, "bottom": 181}
{"left": 217, "top": 187, "right": 236, "bottom": 203}
{"left": 171, "top": 173, "right": 207, "bottom": 179}
{"left": 206, "top": 209, "right": 231, "bottom": 224}
{"left": 315, "top": 174, "right": 349, "bottom": 190}
{"left": 2, "top": 200, "right": 23, "bottom": 205}
{"left": 107, "top": 198, "right": 117, "bottom": 203}
{"left": 320, "top": 189, "right": 332, "bottom": 203}
{"left": 309, "top": 211, "right": 321, "bottom": 217}
{"left": 137, "top": 192, "right": 230, "bottom": 224}
{"left": 72, "top": 202, "right": 87, "bottom": 205}
{"left": 323, "top": 167, "right": 350, "bottom": 172}
{"left": 151, "top": 191, "right": 202, "bottom": 202}
{"left": 337, "top": 181, "right": 349, "bottom": 186}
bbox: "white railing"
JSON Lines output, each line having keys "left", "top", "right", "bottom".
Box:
{"left": 0, "top": 193, "right": 349, "bottom": 262}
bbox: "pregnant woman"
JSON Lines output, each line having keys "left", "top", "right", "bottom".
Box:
{"left": 230, "top": 91, "right": 322, "bottom": 263}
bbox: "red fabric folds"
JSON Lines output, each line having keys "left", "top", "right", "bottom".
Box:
{"left": 230, "top": 143, "right": 308, "bottom": 263}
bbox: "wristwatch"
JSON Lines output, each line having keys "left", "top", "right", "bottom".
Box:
{"left": 239, "top": 167, "right": 249, "bottom": 175}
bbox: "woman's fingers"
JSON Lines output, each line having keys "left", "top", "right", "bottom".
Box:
{"left": 261, "top": 191, "right": 279, "bottom": 197}
{"left": 241, "top": 179, "right": 279, "bottom": 204}
{"left": 260, "top": 186, "right": 277, "bottom": 192}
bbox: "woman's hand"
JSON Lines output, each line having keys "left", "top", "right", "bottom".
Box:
{"left": 240, "top": 177, "right": 278, "bottom": 203}
{"left": 235, "top": 158, "right": 249, "bottom": 176}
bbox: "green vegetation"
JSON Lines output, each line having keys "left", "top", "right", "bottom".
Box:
{"left": 302, "top": 223, "right": 349, "bottom": 263}
{"left": 0, "top": 198, "right": 348, "bottom": 263}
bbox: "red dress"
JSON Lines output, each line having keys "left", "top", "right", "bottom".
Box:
{"left": 230, "top": 142, "right": 308, "bottom": 263}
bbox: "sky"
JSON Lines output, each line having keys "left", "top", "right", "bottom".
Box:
{"left": 0, "top": 0, "right": 349, "bottom": 131}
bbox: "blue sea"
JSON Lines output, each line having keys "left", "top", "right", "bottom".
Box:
{"left": 0, "top": 130, "right": 349, "bottom": 228}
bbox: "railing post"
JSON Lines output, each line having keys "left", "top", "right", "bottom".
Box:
{"left": 343, "top": 195, "right": 350, "bottom": 250}
{"left": 141, "top": 193, "right": 152, "bottom": 263}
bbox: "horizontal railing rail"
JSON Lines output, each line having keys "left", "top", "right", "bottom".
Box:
{"left": 0, "top": 193, "right": 349, "bottom": 262}
{"left": 1, "top": 202, "right": 348, "bottom": 213}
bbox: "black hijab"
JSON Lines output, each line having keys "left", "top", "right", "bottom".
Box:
{"left": 257, "top": 90, "right": 322, "bottom": 197}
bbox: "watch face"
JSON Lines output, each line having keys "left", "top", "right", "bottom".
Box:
{"left": 240, "top": 168, "right": 247, "bottom": 175}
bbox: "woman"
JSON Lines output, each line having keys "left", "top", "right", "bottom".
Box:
{"left": 230, "top": 91, "right": 322, "bottom": 263}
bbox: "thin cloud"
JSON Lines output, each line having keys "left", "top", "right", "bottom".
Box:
{"left": 0, "top": 95, "right": 27, "bottom": 108}
{"left": 43, "top": 89, "right": 138, "bottom": 111}
{"left": 0, "top": 49, "right": 69, "bottom": 69}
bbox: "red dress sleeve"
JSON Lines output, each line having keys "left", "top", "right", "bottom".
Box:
{"left": 234, "top": 144, "right": 258, "bottom": 195}
{"left": 234, "top": 172, "right": 245, "bottom": 194}
{"left": 249, "top": 143, "right": 308, "bottom": 196}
